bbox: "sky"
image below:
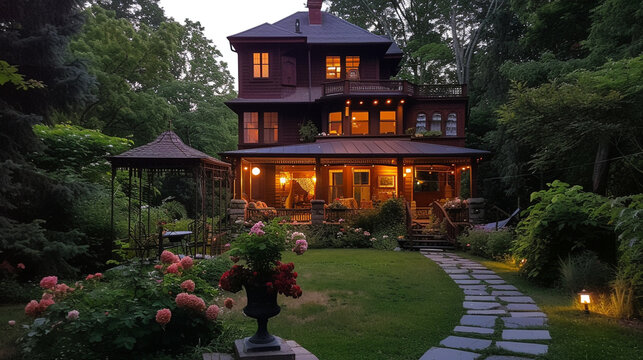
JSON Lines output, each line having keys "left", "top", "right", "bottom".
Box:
{"left": 158, "top": 0, "right": 323, "bottom": 89}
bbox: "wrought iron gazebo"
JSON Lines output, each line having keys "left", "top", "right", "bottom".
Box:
{"left": 109, "top": 131, "right": 231, "bottom": 258}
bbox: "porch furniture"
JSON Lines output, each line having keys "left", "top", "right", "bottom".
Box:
{"left": 337, "top": 197, "right": 358, "bottom": 209}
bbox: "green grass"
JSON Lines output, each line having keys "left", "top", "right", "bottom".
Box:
{"left": 224, "top": 249, "right": 463, "bottom": 360}
{"left": 0, "top": 303, "right": 28, "bottom": 360}
{"left": 460, "top": 252, "right": 643, "bottom": 360}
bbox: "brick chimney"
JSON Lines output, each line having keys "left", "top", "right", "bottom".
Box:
{"left": 308, "top": 0, "right": 322, "bottom": 25}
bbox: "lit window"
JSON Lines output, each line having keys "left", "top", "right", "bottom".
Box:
{"left": 346, "top": 56, "right": 360, "bottom": 79}
{"left": 353, "top": 170, "right": 370, "bottom": 202}
{"left": 416, "top": 113, "right": 427, "bottom": 132}
{"left": 431, "top": 113, "right": 442, "bottom": 132}
{"left": 326, "top": 56, "right": 341, "bottom": 79}
{"left": 380, "top": 111, "right": 396, "bottom": 134}
{"left": 253, "top": 52, "right": 269, "bottom": 78}
{"left": 446, "top": 113, "right": 457, "bottom": 136}
{"left": 243, "top": 112, "right": 258, "bottom": 143}
{"left": 329, "top": 112, "right": 342, "bottom": 135}
{"left": 414, "top": 169, "right": 439, "bottom": 192}
{"left": 329, "top": 170, "right": 344, "bottom": 200}
{"left": 263, "top": 112, "right": 278, "bottom": 143}
{"left": 351, "top": 111, "right": 369, "bottom": 135}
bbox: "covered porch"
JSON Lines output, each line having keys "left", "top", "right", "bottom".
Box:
{"left": 222, "top": 137, "right": 488, "bottom": 212}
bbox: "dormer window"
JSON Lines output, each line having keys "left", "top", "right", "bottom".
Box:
{"left": 326, "top": 56, "right": 341, "bottom": 79}
{"left": 253, "top": 52, "right": 269, "bottom": 78}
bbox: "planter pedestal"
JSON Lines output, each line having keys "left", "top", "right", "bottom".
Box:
{"left": 234, "top": 338, "right": 295, "bottom": 360}
{"left": 243, "top": 284, "right": 282, "bottom": 353}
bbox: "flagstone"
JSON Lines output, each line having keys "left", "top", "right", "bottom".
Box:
{"left": 463, "top": 301, "right": 502, "bottom": 310}
{"left": 454, "top": 326, "right": 495, "bottom": 335}
{"left": 502, "top": 330, "right": 551, "bottom": 340}
{"left": 450, "top": 274, "right": 473, "bottom": 280}
{"left": 491, "top": 291, "right": 523, "bottom": 296}
{"left": 471, "top": 270, "right": 495, "bottom": 274}
{"left": 419, "top": 347, "right": 481, "bottom": 360}
{"left": 502, "top": 317, "right": 547, "bottom": 328}
{"left": 444, "top": 268, "right": 469, "bottom": 274}
{"left": 455, "top": 280, "right": 482, "bottom": 285}
{"left": 490, "top": 285, "right": 518, "bottom": 290}
{"left": 440, "top": 336, "right": 492, "bottom": 351}
{"left": 495, "top": 341, "right": 548, "bottom": 355}
{"left": 460, "top": 315, "right": 497, "bottom": 328}
{"left": 459, "top": 285, "right": 488, "bottom": 290}
{"left": 499, "top": 296, "right": 534, "bottom": 303}
{"left": 484, "top": 280, "right": 507, "bottom": 285}
{"left": 509, "top": 312, "right": 547, "bottom": 318}
{"left": 467, "top": 309, "right": 507, "bottom": 315}
{"left": 471, "top": 274, "right": 502, "bottom": 280}
{"left": 464, "top": 289, "right": 489, "bottom": 296}
{"left": 465, "top": 295, "right": 496, "bottom": 301}
{"left": 506, "top": 304, "right": 540, "bottom": 311}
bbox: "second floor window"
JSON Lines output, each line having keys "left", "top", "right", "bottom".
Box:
{"left": 326, "top": 56, "right": 341, "bottom": 79}
{"left": 351, "top": 111, "right": 369, "bottom": 135}
{"left": 346, "top": 56, "right": 360, "bottom": 79}
{"left": 329, "top": 112, "right": 342, "bottom": 135}
{"left": 416, "top": 113, "right": 427, "bottom": 133}
{"left": 243, "top": 112, "right": 259, "bottom": 143}
{"left": 431, "top": 113, "right": 442, "bottom": 132}
{"left": 264, "top": 112, "right": 278, "bottom": 143}
{"left": 253, "top": 52, "right": 269, "bottom": 78}
{"left": 446, "top": 113, "right": 457, "bottom": 136}
{"left": 380, "top": 111, "right": 396, "bottom": 134}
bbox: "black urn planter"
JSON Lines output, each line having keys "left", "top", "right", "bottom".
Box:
{"left": 243, "top": 283, "right": 281, "bottom": 352}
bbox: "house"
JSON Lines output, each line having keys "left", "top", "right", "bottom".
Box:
{"left": 221, "top": 0, "right": 488, "bottom": 211}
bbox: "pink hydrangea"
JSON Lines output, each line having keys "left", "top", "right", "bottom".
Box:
{"left": 17, "top": 263, "right": 25, "bottom": 270}
{"left": 249, "top": 221, "right": 265, "bottom": 236}
{"left": 180, "top": 256, "right": 193, "bottom": 270}
{"left": 180, "top": 279, "right": 195, "bottom": 292}
{"left": 166, "top": 262, "right": 182, "bottom": 274}
{"left": 205, "top": 305, "right": 220, "bottom": 321}
{"left": 39, "top": 276, "right": 57, "bottom": 289}
{"left": 54, "top": 283, "right": 71, "bottom": 295}
{"left": 39, "top": 298, "right": 54, "bottom": 313}
{"left": 292, "top": 239, "right": 308, "bottom": 255}
{"left": 363, "top": 231, "right": 370, "bottom": 236}
{"left": 175, "top": 293, "right": 206, "bottom": 312}
{"left": 66, "top": 310, "right": 79, "bottom": 320}
{"left": 224, "top": 297, "right": 234, "bottom": 309}
{"left": 94, "top": 273, "right": 103, "bottom": 279}
{"left": 85, "top": 274, "right": 94, "bottom": 280}
{"left": 160, "top": 250, "right": 179, "bottom": 264}
{"left": 155, "top": 308, "right": 172, "bottom": 325}
{"left": 154, "top": 264, "right": 163, "bottom": 270}
{"left": 25, "top": 300, "right": 40, "bottom": 317}
{"left": 8, "top": 320, "right": 16, "bottom": 326}
{"left": 42, "top": 293, "right": 54, "bottom": 301}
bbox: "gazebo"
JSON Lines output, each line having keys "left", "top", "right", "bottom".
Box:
{"left": 109, "top": 131, "right": 231, "bottom": 258}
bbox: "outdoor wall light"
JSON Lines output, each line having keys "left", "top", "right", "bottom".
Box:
{"left": 251, "top": 167, "right": 261, "bottom": 176}
{"left": 386, "top": 99, "right": 392, "bottom": 104}
{"left": 243, "top": 167, "right": 248, "bottom": 170}
{"left": 346, "top": 100, "right": 351, "bottom": 105}
{"left": 373, "top": 99, "right": 379, "bottom": 105}
{"left": 279, "top": 177, "right": 287, "bottom": 185}
{"left": 579, "top": 289, "right": 591, "bottom": 314}
{"left": 405, "top": 168, "right": 412, "bottom": 173}
{"left": 312, "top": 176, "right": 317, "bottom": 182}
{"left": 359, "top": 100, "right": 364, "bottom": 105}
{"left": 400, "top": 99, "right": 405, "bottom": 104}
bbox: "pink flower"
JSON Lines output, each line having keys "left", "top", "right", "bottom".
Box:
{"left": 39, "top": 276, "right": 57, "bottom": 289}
{"left": 94, "top": 273, "right": 103, "bottom": 279}
{"left": 161, "top": 250, "right": 178, "bottom": 264}
{"left": 363, "top": 231, "right": 370, "bottom": 236}
{"left": 180, "top": 279, "right": 195, "bottom": 292}
{"left": 25, "top": 300, "right": 40, "bottom": 317}
{"left": 224, "top": 243, "right": 231, "bottom": 250}
{"left": 205, "top": 305, "right": 220, "bottom": 321}
{"left": 224, "top": 297, "right": 234, "bottom": 309}
{"left": 249, "top": 221, "right": 265, "bottom": 236}
{"left": 166, "top": 263, "right": 181, "bottom": 274}
{"left": 175, "top": 293, "right": 206, "bottom": 312}
{"left": 293, "top": 239, "right": 308, "bottom": 255}
{"left": 155, "top": 308, "right": 171, "bottom": 325}
{"left": 180, "top": 256, "right": 193, "bottom": 270}
{"left": 85, "top": 274, "right": 94, "bottom": 280}
{"left": 41, "top": 293, "right": 54, "bottom": 301}
{"left": 8, "top": 320, "right": 16, "bottom": 326}
{"left": 66, "top": 310, "right": 79, "bottom": 320}
{"left": 154, "top": 264, "right": 163, "bottom": 270}
{"left": 55, "top": 283, "right": 71, "bottom": 295}
{"left": 38, "top": 298, "right": 54, "bottom": 313}
{"left": 16, "top": 263, "right": 25, "bottom": 270}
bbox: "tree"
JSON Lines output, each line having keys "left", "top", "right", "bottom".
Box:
{"left": 94, "top": 0, "right": 166, "bottom": 28}
{"left": 497, "top": 56, "right": 643, "bottom": 195}
{"left": 586, "top": 0, "right": 643, "bottom": 62}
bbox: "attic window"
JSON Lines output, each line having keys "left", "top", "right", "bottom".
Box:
{"left": 326, "top": 56, "right": 341, "bottom": 79}
{"left": 253, "top": 52, "right": 269, "bottom": 78}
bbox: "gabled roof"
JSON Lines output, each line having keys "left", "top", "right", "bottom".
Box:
{"left": 229, "top": 11, "right": 395, "bottom": 47}
{"left": 110, "top": 131, "right": 230, "bottom": 169}
{"left": 222, "top": 138, "right": 489, "bottom": 158}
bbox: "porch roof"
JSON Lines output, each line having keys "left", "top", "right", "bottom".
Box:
{"left": 221, "top": 138, "right": 489, "bottom": 159}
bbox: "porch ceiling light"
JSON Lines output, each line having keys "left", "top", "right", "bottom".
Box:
{"left": 386, "top": 99, "right": 391, "bottom": 104}
{"left": 400, "top": 99, "right": 405, "bottom": 104}
{"left": 312, "top": 176, "right": 317, "bottom": 182}
{"left": 280, "top": 177, "right": 287, "bottom": 185}
{"left": 359, "top": 100, "right": 364, "bottom": 105}
{"left": 251, "top": 167, "right": 261, "bottom": 176}
{"left": 373, "top": 99, "right": 379, "bottom": 105}
{"left": 346, "top": 99, "right": 351, "bottom": 105}
{"left": 405, "top": 168, "right": 412, "bottom": 174}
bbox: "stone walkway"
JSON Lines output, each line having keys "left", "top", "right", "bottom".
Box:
{"left": 419, "top": 251, "right": 551, "bottom": 360}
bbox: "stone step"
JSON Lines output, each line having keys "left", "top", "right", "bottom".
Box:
{"left": 509, "top": 312, "right": 547, "bottom": 318}
{"left": 440, "top": 336, "right": 492, "bottom": 351}
{"left": 463, "top": 289, "right": 489, "bottom": 296}
{"left": 506, "top": 304, "right": 541, "bottom": 311}
{"left": 495, "top": 341, "right": 548, "bottom": 356}
{"left": 467, "top": 309, "right": 507, "bottom": 315}
{"left": 502, "top": 330, "right": 551, "bottom": 340}
{"left": 464, "top": 295, "right": 496, "bottom": 301}
{"left": 454, "top": 325, "right": 495, "bottom": 335}
{"left": 463, "top": 301, "right": 502, "bottom": 310}
{"left": 419, "top": 347, "right": 481, "bottom": 360}
{"left": 460, "top": 315, "right": 497, "bottom": 328}
{"left": 502, "top": 317, "right": 547, "bottom": 328}
{"left": 499, "top": 296, "right": 534, "bottom": 303}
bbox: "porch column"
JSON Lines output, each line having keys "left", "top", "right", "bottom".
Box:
{"left": 396, "top": 157, "right": 404, "bottom": 199}
{"left": 470, "top": 158, "right": 479, "bottom": 198}
{"left": 314, "top": 157, "right": 322, "bottom": 200}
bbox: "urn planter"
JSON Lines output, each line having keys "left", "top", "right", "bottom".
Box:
{"left": 243, "top": 283, "right": 281, "bottom": 352}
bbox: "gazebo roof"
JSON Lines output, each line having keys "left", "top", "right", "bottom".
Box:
{"left": 110, "top": 131, "right": 230, "bottom": 170}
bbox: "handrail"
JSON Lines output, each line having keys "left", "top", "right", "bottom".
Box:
{"left": 322, "top": 80, "right": 466, "bottom": 98}
{"left": 430, "top": 201, "right": 460, "bottom": 243}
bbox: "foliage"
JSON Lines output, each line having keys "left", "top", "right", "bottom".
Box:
{"left": 0, "top": 60, "right": 44, "bottom": 90}
{"left": 19, "top": 257, "right": 228, "bottom": 359}
{"left": 612, "top": 195, "right": 643, "bottom": 313}
{"left": 227, "top": 220, "right": 292, "bottom": 274}
{"left": 298, "top": 120, "right": 318, "bottom": 143}
{"left": 459, "top": 228, "right": 513, "bottom": 260}
{"left": 30, "top": 124, "right": 132, "bottom": 182}
{"left": 559, "top": 251, "right": 613, "bottom": 293}
{"left": 585, "top": 0, "right": 643, "bottom": 62}
{"left": 512, "top": 181, "right": 616, "bottom": 284}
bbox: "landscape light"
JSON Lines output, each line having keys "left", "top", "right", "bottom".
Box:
{"left": 579, "top": 289, "right": 591, "bottom": 314}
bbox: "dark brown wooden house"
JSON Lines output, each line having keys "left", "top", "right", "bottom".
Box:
{"left": 222, "top": 0, "right": 488, "bottom": 209}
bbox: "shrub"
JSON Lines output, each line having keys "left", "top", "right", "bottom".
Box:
{"left": 512, "top": 181, "right": 615, "bottom": 284}
{"left": 559, "top": 252, "right": 613, "bottom": 292}
{"left": 459, "top": 228, "right": 513, "bottom": 260}
{"left": 19, "top": 254, "right": 229, "bottom": 360}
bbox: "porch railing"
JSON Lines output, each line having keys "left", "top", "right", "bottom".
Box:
{"left": 322, "top": 80, "right": 466, "bottom": 98}
{"left": 246, "top": 208, "right": 311, "bottom": 222}
{"left": 430, "top": 201, "right": 470, "bottom": 243}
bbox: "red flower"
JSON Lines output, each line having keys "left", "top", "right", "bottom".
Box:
{"left": 224, "top": 297, "right": 235, "bottom": 309}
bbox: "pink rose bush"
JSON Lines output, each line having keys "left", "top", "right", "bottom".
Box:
{"left": 155, "top": 308, "right": 171, "bottom": 326}
{"left": 39, "top": 276, "right": 57, "bottom": 290}
{"left": 8, "top": 320, "right": 16, "bottom": 326}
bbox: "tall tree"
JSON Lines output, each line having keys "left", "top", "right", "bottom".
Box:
{"left": 94, "top": 0, "right": 166, "bottom": 28}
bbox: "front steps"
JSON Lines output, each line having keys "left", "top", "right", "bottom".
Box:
{"left": 400, "top": 225, "right": 455, "bottom": 250}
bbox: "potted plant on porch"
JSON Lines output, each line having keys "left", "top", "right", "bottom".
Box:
{"left": 219, "top": 220, "right": 307, "bottom": 352}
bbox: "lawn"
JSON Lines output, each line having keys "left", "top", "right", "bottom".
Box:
{"left": 462, "top": 253, "right": 643, "bottom": 360}
{"left": 224, "top": 249, "right": 463, "bottom": 360}
{"left": 0, "top": 303, "right": 28, "bottom": 360}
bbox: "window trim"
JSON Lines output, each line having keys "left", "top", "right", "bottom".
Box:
{"left": 328, "top": 111, "right": 343, "bottom": 135}
{"left": 253, "top": 52, "right": 269, "bottom": 78}
{"left": 325, "top": 56, "right": 341, "bottom": 79}
{"left": 263, "top": 112, "right": 278, "bottom": 143}
{"left": 379, "top": 110, "right": 396, "bottom": 135}
{"left": 446, "top": 112, "right": 457, "bottom": 136}
{"left": 243, "top": 112, "right": 259, "bottom": 144}
{"left": 350, "top": 111, "right": 369, "bottom": 135}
